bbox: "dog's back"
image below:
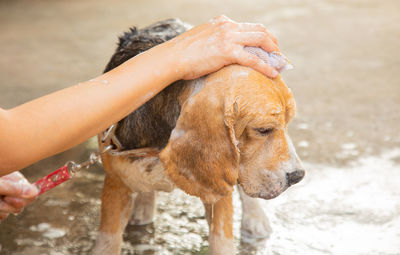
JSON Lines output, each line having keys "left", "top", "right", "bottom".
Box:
{"left": 104, "top": 19, "right": 189, "bottom": 152}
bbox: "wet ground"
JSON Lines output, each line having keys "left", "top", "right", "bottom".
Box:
{"left": 0, "top": 0, "right": 399, "bottom": 254}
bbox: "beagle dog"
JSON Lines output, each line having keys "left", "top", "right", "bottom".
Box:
{"left": 94, "top": 19, "right": 305, "bottom": 255}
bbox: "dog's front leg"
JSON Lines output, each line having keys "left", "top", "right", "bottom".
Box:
{"left": 238, "top": 185, "right": 272, "bottom": 241}
{"left": 129, "top": 191, "right": 156, "bottom": 225}
{"left": 94, "top": 174, "right": 133, "bottom": 255}
{"left": 204, "top": 194, "right": 235, "bottom": 255}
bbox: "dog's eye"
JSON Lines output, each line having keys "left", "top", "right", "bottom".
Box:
{"left": 255, "top": 127, "right": 274, "bottom": 135}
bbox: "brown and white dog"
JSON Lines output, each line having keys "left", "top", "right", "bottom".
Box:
{"left": 94, "top": 19, "right": 305, "bottom": 255}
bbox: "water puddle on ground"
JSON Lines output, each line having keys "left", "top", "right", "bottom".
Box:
{"left": 249, "top": 149, "right": 400, "bottom": 255}
{"left": 1, "top": 149, "right": 400, "bottom": 254}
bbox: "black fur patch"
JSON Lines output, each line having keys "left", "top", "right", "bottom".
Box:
{"left": 103, "top": 19, "right": 189, "bottom": 150}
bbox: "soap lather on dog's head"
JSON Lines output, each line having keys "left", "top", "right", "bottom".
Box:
{"left": 160, "top": 64, "right": 304, "bottom": 203}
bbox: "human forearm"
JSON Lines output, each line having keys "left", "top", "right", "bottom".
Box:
{"left": 0, "top": 43, "right": 177, "bottom": 174}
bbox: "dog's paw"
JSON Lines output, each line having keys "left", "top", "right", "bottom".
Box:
{"left": 129, "top": 191, "right": 156, "bottom": 226}
{"left": 240, "top": 204, "right": 272, "bottom": 242}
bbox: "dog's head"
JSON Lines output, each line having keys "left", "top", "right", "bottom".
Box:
{"left": 160, "top": 65, "right": 305, "bottom": 203}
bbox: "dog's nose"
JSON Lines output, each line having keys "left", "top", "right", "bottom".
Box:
{"left": 286, "top": 170, "right": 305, "bottom": 186}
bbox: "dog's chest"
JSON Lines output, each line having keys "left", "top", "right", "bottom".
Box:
{"left": 109, "top": 156, "right": 175, "bottom": 193}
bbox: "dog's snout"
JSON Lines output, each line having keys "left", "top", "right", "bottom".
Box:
{"left": 286, "top": 170, "right": 305, "bottom": 186}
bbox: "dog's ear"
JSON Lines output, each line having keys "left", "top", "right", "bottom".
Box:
{"left": 159, "top": 87, "right": 240, "bottom": 203}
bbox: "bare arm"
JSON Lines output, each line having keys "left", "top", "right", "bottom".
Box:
{"left": 0, "top": 15, "right": 279, "bottom": 175}
{"left": 0, "top": 43, "right": 179, "bottom": 174}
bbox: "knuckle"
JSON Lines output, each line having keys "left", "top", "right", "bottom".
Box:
{"left": 215, "top": 15, "right": 229, "bottom": 22}
{"left": 215, "top": 15, "right": 226, "bottom": 20}
{"left": 256, "top": 23, "right": 267, "bottom": 32}
{"left": 217, "top": 20, "right": 233, "bottom": 31}
{"left": 216, "top": 19, "right": 237, "bottom": 31}
{"left": 217, "top": 22, "right": 227, "bottom": 31}
{"left": 211, "top": 15, "right": 228, "bottom": 25}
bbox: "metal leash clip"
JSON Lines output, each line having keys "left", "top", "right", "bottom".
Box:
{"left": 67, "top": 145, "right": 113, "bottom": 175}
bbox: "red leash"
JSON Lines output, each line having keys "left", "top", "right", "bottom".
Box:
{"left": 34, "top": 165, "right": 71, "bottom": 195}
{"left": 33, "top": 145, "right": 113, "bottom": 195}
{"left": 32, "top": 144, "right": 159, "bottom": 195}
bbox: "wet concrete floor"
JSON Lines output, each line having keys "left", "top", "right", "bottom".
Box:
{"left": 0, "top": 0, "right": 399, "bottom": 254}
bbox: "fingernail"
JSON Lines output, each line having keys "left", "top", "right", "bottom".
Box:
{"left": 271, "top": 69, "right": 279, "bottom": 77}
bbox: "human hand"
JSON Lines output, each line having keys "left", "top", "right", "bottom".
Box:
{"left": 167, "top": 15, "right": 280, "bottom": 80}
{"left": 0, "top": 171, "right": 38, "bottom": 222}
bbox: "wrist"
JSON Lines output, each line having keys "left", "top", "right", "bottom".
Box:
{"left": 151, "top": 39, "right": 185, "bottom": 82}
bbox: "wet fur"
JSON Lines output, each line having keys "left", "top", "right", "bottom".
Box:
{"left": 95, "top": 19, "right": 301, "bottom": 255}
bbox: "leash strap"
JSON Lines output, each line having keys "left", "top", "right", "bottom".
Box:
{"left": 33, "top": 145, "right": 113, "bottom": 196}
{"left": 34, "top": 165, "right": 72, "bottom": 195}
